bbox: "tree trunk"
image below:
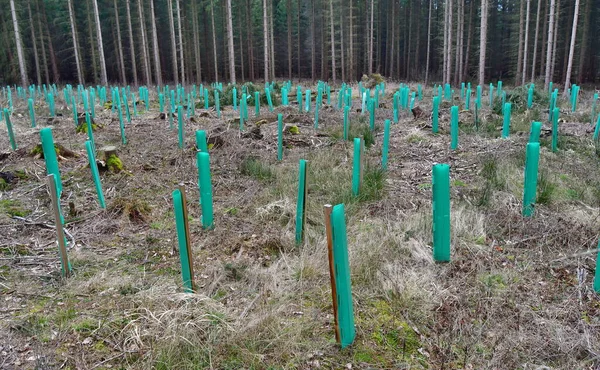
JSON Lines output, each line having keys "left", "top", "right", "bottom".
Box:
{"left": 329, "top": 0, "right": 336, "bottom": 81}
{"left": 407, "top": 0, "right": 413, "bottom": 79}
{"left": 544, "top": 0, "right": 556, "bottom": 89}
{"left": 263, "top": 0, "right": 269, "bottom": 82}
{"left": 166, "top": 0, "right": 178, "bottom": 84}
{"left": 176, "top": 0, "right": 185, "bottom": 85}
{"left": 425, "top": 0, "right": 432, "bottom": 85}
{"left": 211, "top": 1, "right": 218, "bottom": 82}
{"left": 446, "top": 0, "right": 453, "bottom": 84}
{"left": 35, "top": 0, "right": 50, "bottom": 85}
{"left": 192, "top": 0, "right": 202, "bottom": 83}
{"left": 226, "top": 0, "right": 236, "bottom": 84}
{"left": 563, "top": 0, "right": 579, "bottom": 95}
{"left": 341, "top": 6, "right": 346, "bottom": 81}
{"left": 270, "top": 1, "right": 275, "bottom": 80}
{"left": 10, "top": 0, "right": 28, "bottom": 87}
{"left": 67, "top": 0, "right": 84, "bottom": 85}
{"left": 287, "top": 0, "right": 292, "bottom": 79}
{"left": 540, "top": 0, "right": 548, "bottom": 80}
{"left": 348, "top": 0, "right": 356, "bottom": 80}
{"left": 390, "top": 0, "right": 397, "bottom": 78}
{"left": 297, "top": 0, "right": 301, "bottom": 77}
{"left": 311, "top": 0, "right": 316, "bottom": 80}
{"left": 522, "top": 0, "right": 531, "bottom": 85}
{"left": 114, "top": 0, "right": 126, "bottom": 84}
{"left": 457, "top": 0, "right": 464, "bottom": 86}
{"left": 454, "top": 0, "right": 462, "bottom": 85}
{"left": 150, "top": 0, "right": 162, "bottom": 86}
{"left": 463, "top": 0, "right": 473, "bottom": 81}
{"left": 549, "top": 0, "right": 559, "bottom": 83}
{"left": 247, "top": 0, "right": 255, "bottom": 80}
{"left": 577, "top": 0, "right": 590, "bottom": 83}
{"left": 369, "top": 0, "right": 374, "bottom": 74}
{"left": 92, "top": 0, "right": 108, "bottom": 85}
{"left": 478, "top": 0, "right": 488, "bottom": 86}
{"left": 516, "top": 0, "right": 525, "bottom": 84}
{"left": 87, "top": 0, "right": 98, "bottom": 82}
{"left": 27, "top": 0, "right": 41, "bottom": 86}
{"left": 139, "top": 0, "right": 152, "bottom": 85}
{"left": 238, "top": 3, "right": 245, "bottom": 81}
{"left": 442, "top": 0, "right": 446, "bottom": 83}
{"left": 531, "top": 0, "right": 541, "bottom": 82}
{"left": 125, "top": 0, "right": 138, "bottom": 86}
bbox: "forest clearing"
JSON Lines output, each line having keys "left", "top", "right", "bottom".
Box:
{"left": 1, "top": 0, "right": 600, "bottom": 369}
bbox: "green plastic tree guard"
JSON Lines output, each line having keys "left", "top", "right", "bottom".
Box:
{"left": 86, "top": 113, "right": 95, "bottom": 153}
{"left": 295, "top": 159, "right": 308, "bottom": 245}
{"left": 330, "top": 203, "right": 356, "bottom": 349}
{"left": 432, "top": 164, "right": 451, "bottom": 262}
{"left": 197, "top": 152, "right": 214, "bottom": 229}
{"left": 594, "top": 239, "right": 600, "bottom": 293}
{"left": 527, "top": 85, "right": 534, "bottom": 109}
{"left": 3, "top": 109, "right": 17, "bottom": 150}
{"left": 552, "top": 107, "right": 559, "bottom": 152}
{"left": 178, "top": 106, "right": 184, "bottom": 149}
{"left": 369, "top": 99, "right": 375, "bottom": 130}
{"left": 594, "top": 115, "right": 600, "bottom": 141}
{"left": 297, "top": 86, "right": 303, "bottom": 112}
{"left": 352, "top": 138, "right": 361, "bottom": 196}
{"left": 196, "top": 130, "right": 208, "bottom": 152}
{"left": 215, "top": 90, "right": 220, "bottom": 118}
{"left": 277, "top": 114, "right": 283, "bottom": 161}
{"left": 85, "top": 141, "right": 106, "bottom": 209}
{"left": 502, "top": 103, "right": 512, "bottom": 138}
{"left": 173, "top": 189, "right": 194, "bottom": 293}
{"left": 117, "top": 100, "right": 127, "bottom": 145}
{"left": 343, "top": 106, "right": 350, "bottom": 140}
{"left": 451, "top": 106, "right": 459, "bottom": 150}
{"left": 476, "top": 85, "right": 482, "bottom": 110}
{"left": 305, "top": 89, "right": 312, "bottom": 112}
{"left": 40, "top": 127, "right": 62, "bottom": 196}
{"left": 265, "top": 87, "right": 274, "bottom": 111}
{"left": 28, "top": 99, "right": 35, "bottom": 128}
{"left": 255, "top": 91, "right": 260, "bottom": 116}
{"left": 522, "top": 142, "right": 540, "bottom": 217}
{"left": 529, "top": 121, "right": 542, "bottom": 143}
{"left": 382, "top": 119, "right": 390, "bottom": 170}
{"left": 233, "top": 87, "right": 237, "bottom": 111}
{"left": 204, "top": 89, "right": 209, "bottom": 109}
{"left": 489, "top": 83, "right": 494, "bottom": 106}
{"left": 432, "top": 96, "right": 440, "bottom": 133}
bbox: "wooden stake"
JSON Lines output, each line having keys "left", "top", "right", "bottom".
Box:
{"left": 324, "top": 204, "right": 340, "bottom": 343}
{"left": 47, "top": 174, "right": 70, "bottom": 277}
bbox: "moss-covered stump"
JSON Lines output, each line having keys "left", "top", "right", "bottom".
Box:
{"left": 99, "top": 146, "right": 124, "bottom": 173}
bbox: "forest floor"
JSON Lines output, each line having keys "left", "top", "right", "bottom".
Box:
{"left": 0, "top": 81, "right": 599, "bottom": 369}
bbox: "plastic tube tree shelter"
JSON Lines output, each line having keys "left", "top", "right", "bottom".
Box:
{"left": 295, "top": 159, "right": 308, "bottom": 245}
{"left": 432, "top": 164, "right": 450, "bottom": 262}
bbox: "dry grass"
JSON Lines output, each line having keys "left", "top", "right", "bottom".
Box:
{"left": 0, "top": 82, "right": 599, "bottom": 369}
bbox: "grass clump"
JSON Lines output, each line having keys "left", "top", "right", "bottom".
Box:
{"left": 240, "top": 157, "right": 275, "bottom": 182}
{"left": 536, "top": 171, "right": 557, "bottom": 205}
{"left": 108, "top": 197, "right": 151, "bottom": 222}
{"left": 0, "top": 199, "right": 29, "bottom": 217}
{"left": 477, "top": 157, "right": 504, "bottom": 207}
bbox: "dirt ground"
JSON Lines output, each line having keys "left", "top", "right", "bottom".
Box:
{"left": 0, "top": 81, "right": 599, "bottom": 369}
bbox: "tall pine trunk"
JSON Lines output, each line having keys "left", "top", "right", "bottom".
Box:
{"left": 35, "top": 0, "right": 50, "bottom": 85}
{"left": 446, "top": 0, "right": 453, "bottom": 84}
{"left": 114, "top": 0, "right": 126, "bottom": 84}
{"left": 330, "top": 0, "right": 336, "bottom": 81}
{"left": 27, "top": 0, "right": 41, "bottom": 86}
{"left": 211, "top": 1, "right": 218, "bottom": 82}
{"left": 270, "top": 0, "right": 275, "bottom": 80}
{"left": 263, "top": 0, "right": 269, "bottom": 82}
{"left": 544, "top": 0, "right": 556, "bottom": 90}
{"left": 10, "top": 0, "right": 28, "bottom": 87}
{"left": 390, "top": 0, "right": 397, "bottom": 78}
{"left": 369, "top": 0, "right": 374, "bottom": 74}
{"left": 349, "top": 0, "right": 354, "bottom": 80}
{"left": 176, "top": 0, "right": 185, "bottom": 85}
{"left": 139, "top": 0, "right": 153, "bottom": 85}
{"left": 516, "top": 0, "right": 525, "bottom": 84}
{"left": 287, "top": 0, "right": 292, "bottom": 79}
{"left": 226, "top": 0, "right": 236, "bottom": 84}
{"left": 531, "top": 0, "right": 541, "bottom": 82}
{"left": 563, "top": 0, "right": 579, "bottom": 94}
{"left": 463, "top": 0, "right": 473, "bottom": 81}
{"left": 549, "top": 0, "right": 559, "bottom": 83}
{"left": 167, "top": 0, "right": 178, "bottom": 85}
{"left": 92, "top": 0, "right": 108, "bottom": 85}
{"left": 577, "top": 0, "right": 591, "bottom": 83}
{"left": 425, "top": 0, "right": 432, "bottom": 85}
{"left": 126, "top": 0, "right": 138, "bottom": 86}
{"left": 150, "top": 0, "right": 162, "bottom": 85}
{"left": 478, "top": 0, "right": 489, "bottom": 86}
{"left": 192, "top": 0, "right": 202, "bottom": 83}
{"left": 67, "top": 0, "right": 84, "bottom": 85}
{"left": 522, "top": 0, "right": 531, "bottom": 85}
